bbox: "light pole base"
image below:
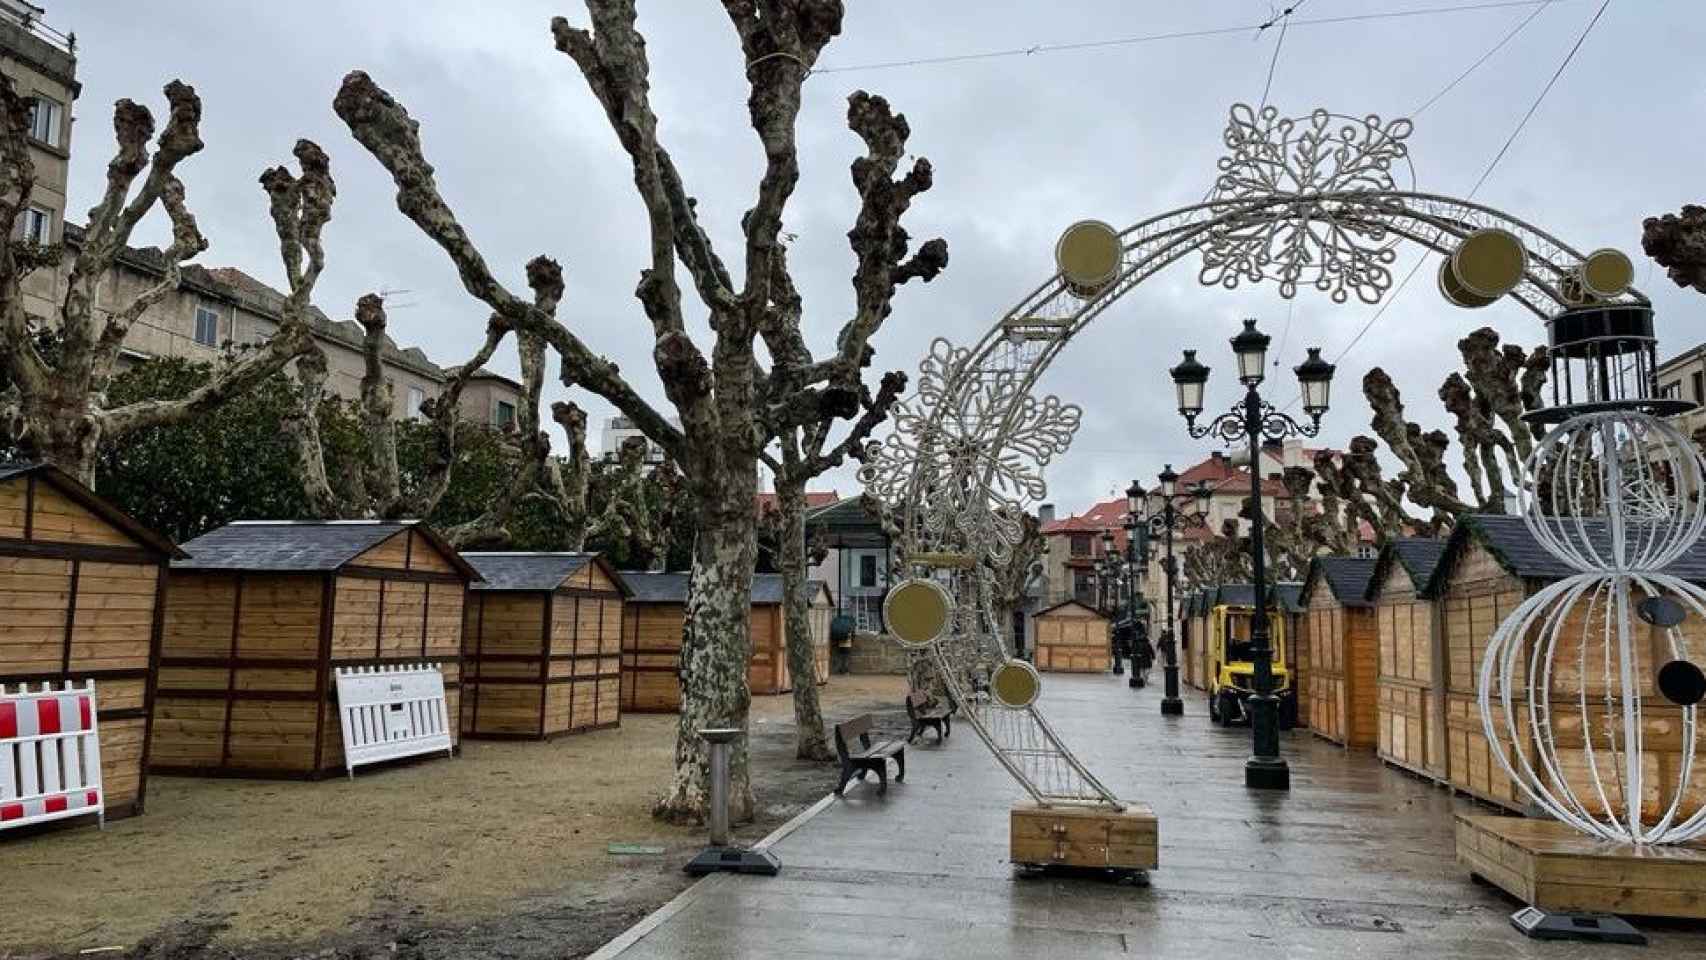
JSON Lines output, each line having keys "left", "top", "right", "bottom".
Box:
{"left": 1159, "top": 697, "right": 1183, "bottom": 716}
{"left": 685, "top": 846, "right": 781, "bottom": 876}
{"left": 1244, "top": 756, "right": 1291, "bottom": 791}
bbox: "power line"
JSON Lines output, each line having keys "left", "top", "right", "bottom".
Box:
{"left": 1323, "top": 0, "right": 1612, "bottom": 368}
{"left": 1412, "top": 0, "right": 1556, "bottom": 115}
{"left": 811, "top": 1, "right": 1571, "bottom": 76}
{"left": 1256, "top": 2, "right": 1306, "bottom": 110}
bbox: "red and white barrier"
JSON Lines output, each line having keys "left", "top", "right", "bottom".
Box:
{"left": 1, "top": 680, "right": 104, "bottom": 832}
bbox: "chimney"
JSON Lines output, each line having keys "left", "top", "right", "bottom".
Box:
{"left": 1038, "top": 503, "right": 1056, "bottom": 525}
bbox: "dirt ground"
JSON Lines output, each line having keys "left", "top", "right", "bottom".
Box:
{"left": 1, "top": 674, "right": 911, "bottom": 960}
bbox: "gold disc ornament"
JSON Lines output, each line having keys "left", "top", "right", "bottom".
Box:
{"left": 1054, "top": 220, "right": 1123, "bottom": 298}
{"left": 1450, "top": 227, "right": 1528, "bottom": 300}
{"left": 1579, "top": 247, "right": 1634, "bottom": 299}
{"left": 883, "top": 578, "right": 952, "bottom": 650}
{"left": 991, "top": 659, "right": 1043, "bottom": 709}
{"left": 1438, "top": 257, "right": 1495, "bottom": 309}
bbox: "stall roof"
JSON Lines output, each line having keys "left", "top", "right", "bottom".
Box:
{"left": 463, "top": 552, "right": 630, "bottom": 596}
{"left": 1034, "top": 598, "right": 1109, "bottom": 619}
{"left": 621, "top": 571, "right": 829, "bottom": 606}
{"left": 0, "top": 461, "right": 186, "bottom": 558}
{"left": 1425, "top": 513, "right": 1706, "bottom": 595}
{"left": 1213, "top": 583, "right": 1257, "bottom": 608}
{"left": 1301, "top": 556, "right": 1378, "bottom": 608}
{"left": 1368, "top": 537, "right": 1448, "bottom": 599}
{"left": 174, "top": 519, "right": 476, "bottom": 578}
{"left": 1270, "top": 582, "right": 1304, "bottom": 614}
{"left": 804, "top": 496, "right": 889, "bottom": 549}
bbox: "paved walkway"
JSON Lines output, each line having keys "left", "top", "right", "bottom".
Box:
{"left": 593, "top": 675, "right": 1706, "bottom": 958}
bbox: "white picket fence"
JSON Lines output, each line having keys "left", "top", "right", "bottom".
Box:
{"left": 334, "top": 663, "right": 454, "bottom": 778}
{"left": 1, "top": 680, "right": 104, "bottom": 832}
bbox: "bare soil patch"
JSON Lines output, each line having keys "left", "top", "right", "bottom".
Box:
{"left": 1, "top": 675, "right": 910, "bottom": 959}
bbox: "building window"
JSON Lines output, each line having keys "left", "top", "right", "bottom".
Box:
{"left": 1073, "top": 572, "right": 1093, "bottom": 600}
{"left": 192, "top": 304, "right": 220, "bottom": 347}
{"left": 1661, "top": 381, "right": 1682, "bottom": 399}
{"left": 27, "top": 96, "right": 60, "bottom": 145}
{"left": 858, "top": 554, "right": 878, "bottom": 588}
{"left": 495, "top": 400, "right": 516, "bottom": 429}
{"left": 18, "top": 205, "right": 50, "bottom": 243}
{"left": 1069, "top": 534, "right": 1091, "bottom": 557}
{"left": 406, "top": 386, "right": 426, "bottom": 421}
{"left": 1693, "top": 372, "right": 1704, "bottom": 404}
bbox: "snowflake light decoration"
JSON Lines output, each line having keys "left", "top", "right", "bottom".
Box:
{"left": 859, "top": 337, "right": 1080, "bottom": 563}
{"left": 1199, "top": 103, "right": 1416, "bottom": 304}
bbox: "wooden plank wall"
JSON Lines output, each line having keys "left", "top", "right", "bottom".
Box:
{"left": 1374, "top": 562, "right": 1444, "bottom": 779}
{"left": 1438, "top": 539, "right": 1706, "bottom": 821}
{"left": 1304, "top": 592, "right": 1378, "bottom": 748}
{"left": 1034, "top": 604, "right": 1111, "bottom": 673}
{"left": 1292, "top": 601, "right": 1311, "bottom": 729}
{"left": 1, "top": 476, "right": 164, "bottom": 820}
{"left": 749, "top": 604, "right": 787, "bottom": 695}
{"left": 621, "top": 603, "right": 684, "bottom": 712}
{"left": 811, "top": 598, "right": 831, "bottom": 685}
{"left": 1195, "top": 610, "right": 1213, "bottom": 690}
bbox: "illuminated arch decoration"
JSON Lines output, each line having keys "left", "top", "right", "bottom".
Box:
{"left": 858, "top": 102, "right": 1649, "bottom": 810}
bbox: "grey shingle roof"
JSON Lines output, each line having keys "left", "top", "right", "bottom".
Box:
{"left": 463, "top": 552, "right": 628, "bottom": 595}
{"left": 1215, "top": 583, "right": 1257, "bottom": 608}
{"left": 1271, "top": 582, "right": 1304, "bottom": 614}
{"left": 174, "top": 520, "right": 473, "bottom": 577}
{"left": 1303, "top": 556, "right": 1378, "bottom": 607}
{"left": 621, "top": 572, "right": 813, "bottom": 606}
{"left": 1427, "top": 513, "right": 1706, "bottom": 594}
{"left": 1369, "top": 537, "right": 1448, "bottom": 599}
{"left": 0, "top": 461, "right": 184, "bottom": 557}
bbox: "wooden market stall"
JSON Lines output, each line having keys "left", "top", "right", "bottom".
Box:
{"left": 1033, "top": 599, "right": 1112, "bottom": 673}
{"left": 1425, "top": 514, "right": 1706, "bottom": 814}
{"left": 151, "top": 520, "right": 474, "bottom": 778}
{"left": 619, "top": 573, "right": 832, "bottom": 712}
{"left": 1368, "top": 538, "right": 1447, "bottom": 780}
{"left": 1271, "top": 582, "right": 1304, "bottom": 679}
{"left": 0, "top": 463, "right": 184, "bottom": 822}
{"left": 1190, "top": 590, "right": 1213, "bottom": 691}
{"left": 1176, "top": 591, "right": 1201, "bottom": 689}
{"left": 1298, "top": 557, "right": 1378, "bottom": 748}
{"left": 459, "top": 553, "right": 630, "bottom": 739}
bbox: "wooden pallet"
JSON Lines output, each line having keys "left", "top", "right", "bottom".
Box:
{"left": 1010, "top": 801, "right": 1157, "bottom": 871}
{"left": 1456, "top": 814, "right": 1706, "bottom": 919}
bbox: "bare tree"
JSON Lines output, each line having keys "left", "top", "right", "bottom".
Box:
{"left": 327, "top": 3, "right": 936, "bottom": 821}
{"left": 1363, "top": 367, "right": 1470, "bottom": 530}
{"left": 0, "top": 79, "right": 325, "bottom": 485}
{"left": 1643, "top": 204, "right": 1706, "bottom": 294}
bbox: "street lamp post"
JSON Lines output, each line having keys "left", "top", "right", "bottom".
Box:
{"left": 1123, "top": 514, "right": 1146, "bottom": 689}
{"left": 1129, "top": 469, "right": 1212, "bottom": 715}
{"left": 1169, "top": 318, "right": 1335, "bottom": 791}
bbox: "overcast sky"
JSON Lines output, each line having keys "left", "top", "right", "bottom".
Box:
{"left": 49, "top": 0, "right": 1706, "bottom": 516}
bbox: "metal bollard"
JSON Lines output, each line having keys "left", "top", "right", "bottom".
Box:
{"left": 684, "top": 727, "right": 780, "bottom": 876}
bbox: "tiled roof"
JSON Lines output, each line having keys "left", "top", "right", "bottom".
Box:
{"left": 462, "top": 552, "right": 629, "bottom": 595}
{"left": 1370, "top": 537, "right": 1447, "bottom": 598}
{"left": 0, "top": 461, "right": 185, "bottom": 558}
{"left": 621, "top": 572, "right": 825, "bottom": 606}
{"left": 174, "top": 520, "right": 474, "bottom": 578}
{"left": 1427, "top": 513, "right": 1706, "bottom": 594}
{"left": 1302, "top": 556, "right": 1378, "bottom": 608}
{"left": 1041, "top": 497, "right": 1125, "bottom": 534}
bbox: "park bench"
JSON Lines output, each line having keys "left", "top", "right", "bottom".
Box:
{"left": 904, "top": 690, "right": 955, "bottom": 743}
{"left": 833, "top": 714, "right": 905, "bottom": 797}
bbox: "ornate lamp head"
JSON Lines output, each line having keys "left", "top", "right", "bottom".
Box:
{"left": 1294, "top": 346, "right": 1335, "bottom": 423}
{"left": 1230, "top": 318, "right": 1270, "bottom": 386}
{"left": 1126, "top": 479, "right": 1145, "bottom": 518}
{"left": 1170, "top": 350, "right": 1210, "bottom": 423}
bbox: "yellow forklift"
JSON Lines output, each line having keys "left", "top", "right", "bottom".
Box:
{"left": 1206, "top": 590, "right": 1297, "bottom": 728}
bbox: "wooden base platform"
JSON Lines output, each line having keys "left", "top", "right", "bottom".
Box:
{"left": 1456, "top": 814, "right": 1706, "bottom": 919}
{"left": 1010, "top": 801, "right": 1157, "bottom": 871}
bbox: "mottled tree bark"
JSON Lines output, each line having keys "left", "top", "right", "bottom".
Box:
{"left": 774, "top": 473, "right": 832, "bottom": 760}
{"left": 0, "top": 79, "right": 323, "bottom": 485}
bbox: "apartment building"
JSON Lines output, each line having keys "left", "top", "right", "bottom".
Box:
{"left": 1, "top": 4, "right": 523, "bottom": 429}
{"left": 599, "top": 414, "right": 677, "bottom": 464}
{"left": 1657, "top": 342, "right": 1706, "bottom": 439}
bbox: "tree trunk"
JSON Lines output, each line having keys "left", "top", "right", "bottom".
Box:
{"left": 775, "top": 476, "right": 833, "bottom": 761}
{"left": 653, "top": 464, "right": 758, "bottom": 824}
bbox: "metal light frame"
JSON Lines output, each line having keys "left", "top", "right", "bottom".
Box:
{"left": 856, "top": 102, "right": 1648, "bottom": 811}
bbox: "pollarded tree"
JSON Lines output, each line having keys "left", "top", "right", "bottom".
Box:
{"left": 0, "top": 79, "right": 328, "bottom": 486}
{"left": 1643, "top": 204, "right": 1706, "bottom": 295}
{"left": 328, "top": 2, "right": 933, "bottom": 821}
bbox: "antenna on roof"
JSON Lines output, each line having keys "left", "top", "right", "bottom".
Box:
{"left": 378, "top": 287, "right": 418, "bottom": 310}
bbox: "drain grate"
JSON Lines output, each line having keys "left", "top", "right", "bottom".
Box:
{"left": 1305, "top": 909, "right": 1405, "bottom": 934}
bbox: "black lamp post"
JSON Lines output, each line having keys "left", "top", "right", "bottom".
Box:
{"left": 1098, "top": 528, "right": 1125, "bottom": 676}
{"left": 1129, "top": 469, "right": 1212, "bottom": 715}
{"left": 1170, "top": 318, "right": 1335, "bottom": 791}
{"left": 1123, "top": 513, "right": 1146, "bottom": 689}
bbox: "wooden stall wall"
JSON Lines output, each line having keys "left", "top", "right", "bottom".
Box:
{"left": 1034, "top": 602, "right": 1111, "bottom": 673}
{"left": 621, "top": 604, "right": 685, "bottom": 713}
{"left": 1437, "top": 540, "right": 1528, "bottom": 810}
{"left": 1195, "top": 605, "right": 1213, "bottom": 691}
{"left": 811, "top": 592, "right": 832, "bottom": 685}
{"left": 0, "top": 475, "right": 168, "bottom": 820}
{"left": 1292, "top": 600, "right": 1312, "bottom": 730}
{"left": 548, "top": 561, "right": 623, "bottom": 734}
{"left": 154, "top": 528, "right": 463, "bottom": 778}
{"left": 1302, "top": 589, "right": 1377, "bottom": 748}
{"left": 748, "top": 604, "right": 788, "bottom": 695}
{"left": 1374, "top": 562, "right": 1445, "bottom": 780}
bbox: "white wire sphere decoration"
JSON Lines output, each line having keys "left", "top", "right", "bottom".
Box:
{"left": 1519, "top": 410, "right": 1706, "bottom": 573}
{"left": 1478, "top": 571, "right": 1706, "bottom": 844}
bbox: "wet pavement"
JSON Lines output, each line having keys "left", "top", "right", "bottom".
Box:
{"left": 591, "top": 673, "right": 1706, "bottom": 958}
